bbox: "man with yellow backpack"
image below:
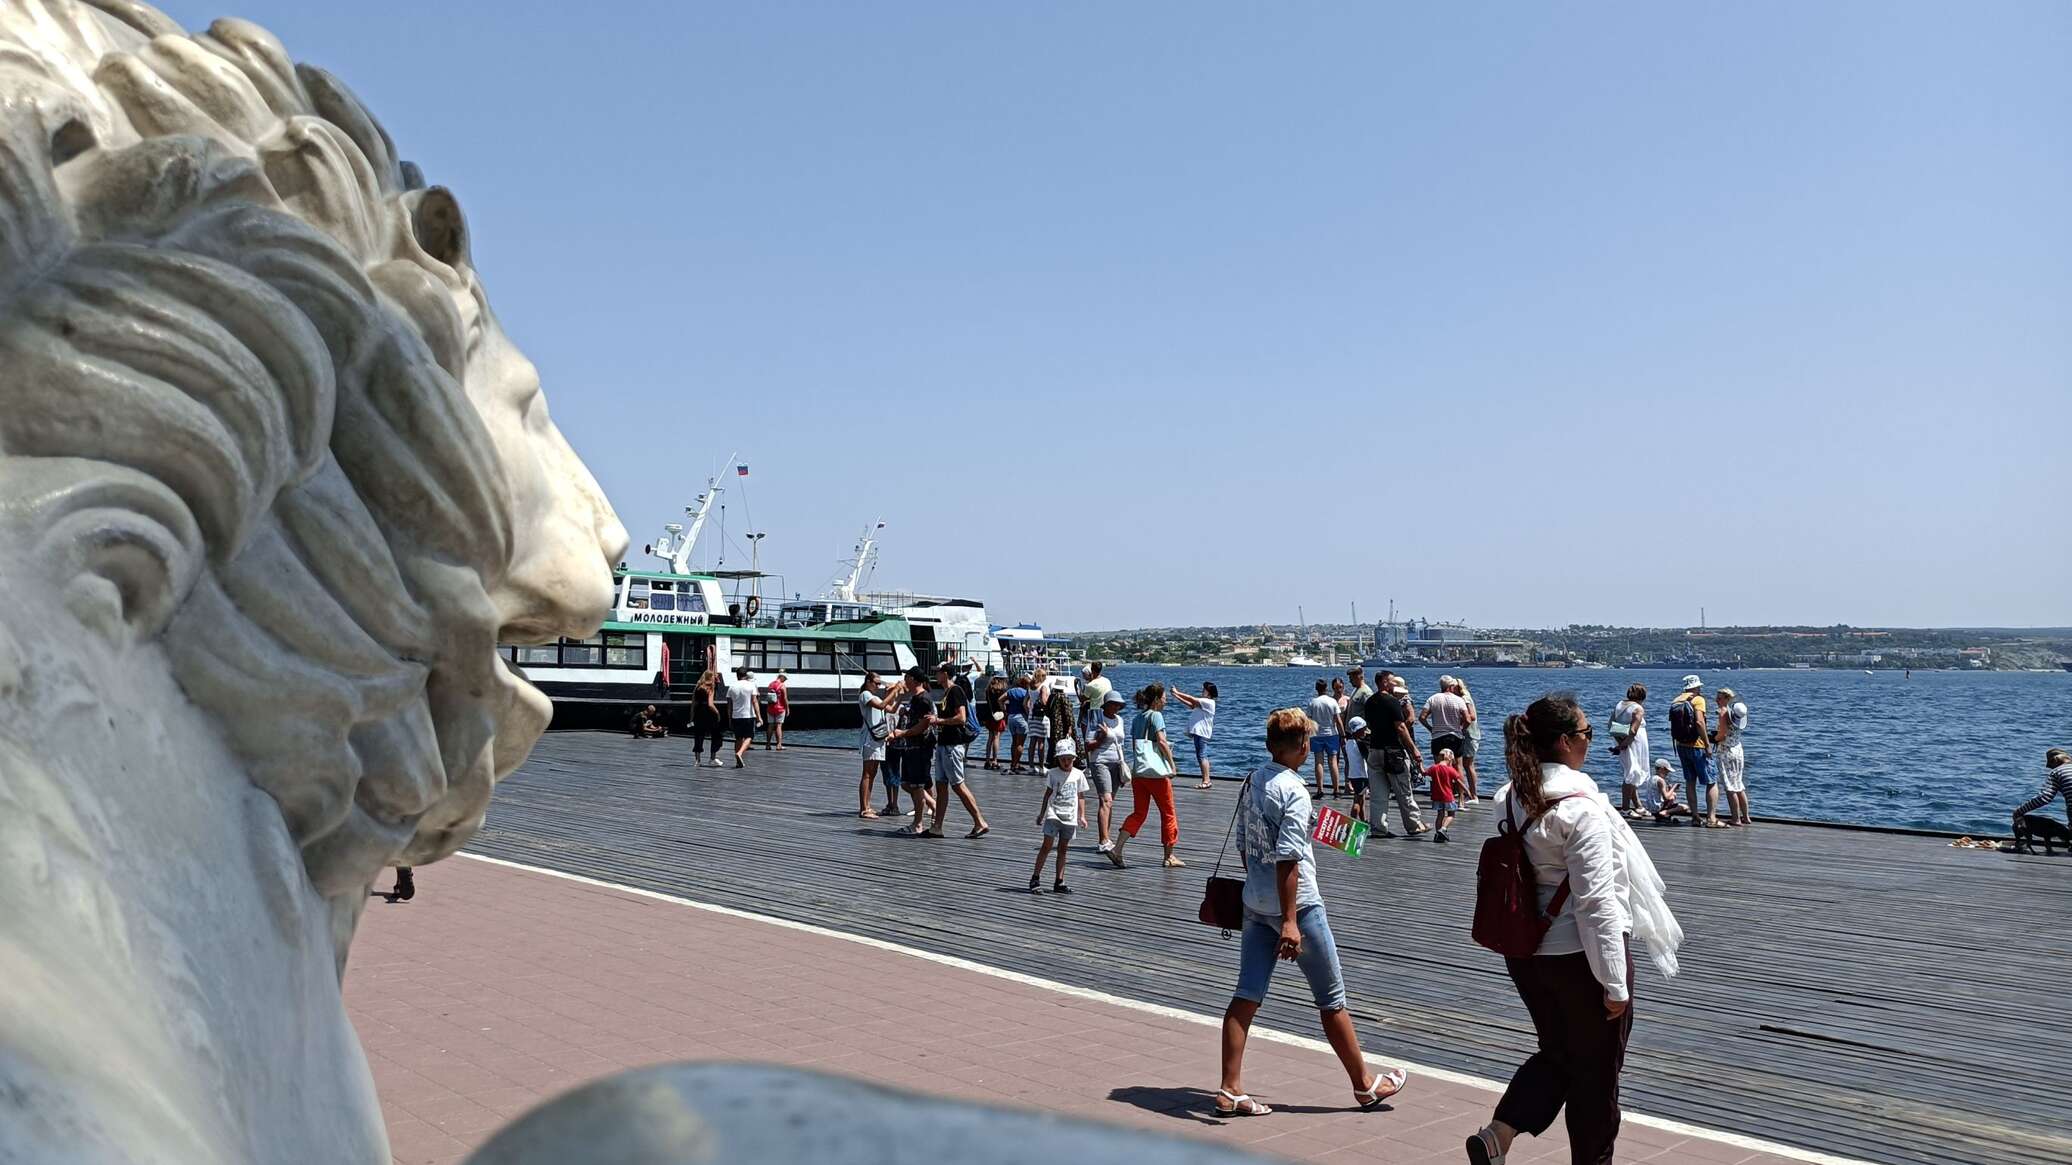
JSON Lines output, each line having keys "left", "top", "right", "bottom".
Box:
{"left": 1668, "top": 676, "right": 1722, "bottom": 828}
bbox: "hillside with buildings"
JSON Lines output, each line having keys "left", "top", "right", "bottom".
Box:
{"left": 1063, "top": 620, "right": 2072, "bottom": 671}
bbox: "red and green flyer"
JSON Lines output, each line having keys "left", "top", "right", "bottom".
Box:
{"left": 1311, "top": 805, "right": 1368, "bottom": 858}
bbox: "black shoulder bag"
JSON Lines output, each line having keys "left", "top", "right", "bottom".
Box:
{"left": 1197, "top": 771, "right": 1254, "bottom": 935}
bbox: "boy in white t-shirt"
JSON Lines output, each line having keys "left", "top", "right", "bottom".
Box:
{"left": 1031, "top": 737, "right": 1089, "bottom": 894}
{"left": 1343, "top": 717, "right": 1372, "bottom": 824}
{"left": 1639, "top": 758, "right": 1683, "bottom": 823}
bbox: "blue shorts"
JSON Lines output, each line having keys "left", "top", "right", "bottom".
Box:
{"left": 932, "top": 743, "right": 967, "bottom": 786}
{"left": 1311, "top": 735, "right": 1342, "bottom": 756}
{"left": 1007, "top": 714, "right": 1028, "bottom": 738}
{"left": 1677, "top": 745, "right": 1715, "bottom": 787}
{"left": 1233, "top": 904, "right": 1347, "bottom": 1012}
{"left": 1192, "top": 735, "right": 1210, "bottom": 769}
{"left": 1433, "top": 800, "right": 1458, "bottom": 815}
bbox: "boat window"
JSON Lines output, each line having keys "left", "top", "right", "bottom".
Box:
{"left": 649, "top": 592, "right": 675, "bottom": 611}
{"left": 515, "top": 645, "right": 560, "bottom": 666}
{"left": 772, "top": 640, "right": 801, "bottom": 673}
{"left": 604, "top": 631, "right": 646, "bottom": 668}
{"left": 681, "top": 589, "right": 707, "bottom": 613}
{"left": 560, "top": 634, "right": 604, "bottom": 666}
{"left": 797, "top": 640, "right": 830, "bottom": 673}
{"left": 865, "top": 647, "right": 900, "bottom": 675}
{"left": 497, "top": 645, "right": 517, "bottom": 663}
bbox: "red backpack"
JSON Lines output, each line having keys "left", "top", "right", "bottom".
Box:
{"left": 1472, "top": 792, "right": 1587, "bottom": 958}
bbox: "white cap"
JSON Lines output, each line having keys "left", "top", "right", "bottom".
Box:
{"left": 1052, "top": 737, "right": 1077, "bottom": 758}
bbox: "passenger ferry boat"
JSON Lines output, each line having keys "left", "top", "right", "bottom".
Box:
{"left": 501, "top": 568, "right": 918, "bottom": 729}
{"left": 992, "top": 624, "right": 1084, "bottom": 695}
{"left": 501, "top": 490, "right": 919, "bottom": 729}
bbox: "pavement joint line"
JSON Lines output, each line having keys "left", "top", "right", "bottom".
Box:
{"left": 455, "top": 851, "right": 1873, "bottom": 1165}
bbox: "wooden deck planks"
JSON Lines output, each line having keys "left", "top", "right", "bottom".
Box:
{"left": 465, "top": 733, "right": 2072, "bottom": 1165}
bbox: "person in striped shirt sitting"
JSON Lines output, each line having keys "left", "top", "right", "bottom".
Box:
{"left": 2011, "top": 749, "right": 2072, "bottom": 854}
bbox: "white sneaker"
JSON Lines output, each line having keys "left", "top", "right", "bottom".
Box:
{"left": 705, "top": 758, "right": 722, "bottom": 768}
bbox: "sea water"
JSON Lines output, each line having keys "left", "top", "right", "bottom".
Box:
{"left": 1095, "top": 665, "right": 2066, "bottom": 836}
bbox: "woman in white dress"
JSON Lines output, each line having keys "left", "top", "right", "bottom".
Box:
{"left": 1609, "top": 684, "right": 1650, "bottom": 817}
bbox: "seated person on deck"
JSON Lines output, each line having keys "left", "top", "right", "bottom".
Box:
{"left": 630, "top": 704, "right": 668, "bottom": 738}
{"left": 2012, "top": 747, "right": 2071, "bottom": 834}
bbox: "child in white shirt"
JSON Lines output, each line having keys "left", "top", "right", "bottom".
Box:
{"left": 1639, "top": 758, "right": 1683, "bottom": 823}
{"left": 1344, "top": 717, "right": 1372, "bottom": 823}
{"left": 1032, "top": 738, "right": 1089, "bottom": 894}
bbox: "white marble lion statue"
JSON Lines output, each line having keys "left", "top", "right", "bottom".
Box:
{"left": 0, "top": 2, "right": 625, "bottom": 1160}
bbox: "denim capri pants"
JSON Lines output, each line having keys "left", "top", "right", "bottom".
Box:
{"left": 1232, "top": 903, "right": 1348, "bottom": 1012}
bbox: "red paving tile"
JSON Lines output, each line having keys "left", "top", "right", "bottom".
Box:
{"left": 343, "top": 855, "right": 1825, "bottom": 1165}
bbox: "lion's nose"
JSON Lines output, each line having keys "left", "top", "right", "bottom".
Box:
{"left": 595, "top": 506, "right": 629, "bottom": 573}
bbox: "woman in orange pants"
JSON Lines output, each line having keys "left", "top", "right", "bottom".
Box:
{"left": 1111, "top": 684, "right": 1184, "bottom": 868}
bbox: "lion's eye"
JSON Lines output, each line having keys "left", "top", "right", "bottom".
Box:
{"left": 410, "top": 187, "right": 469, "bottom": 269}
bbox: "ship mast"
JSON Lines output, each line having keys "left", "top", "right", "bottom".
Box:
{"left": 828, "top": 521, "right": 884, "bottom": 602}
{"left": 646, "top": 452, "right": 736, "bottom": 575}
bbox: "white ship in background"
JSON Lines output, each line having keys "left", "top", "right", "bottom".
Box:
{"left": 786, "top": 522, "right": 1011, "bottom": 675}
{"left": 505, "top": 458, "right": 1073, "bottom": 723}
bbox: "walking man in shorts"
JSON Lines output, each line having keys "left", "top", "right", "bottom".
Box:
{"left": 1306, "top": 679, "right": 1346, "bottom": 798}
{"left": 927, "top": 663, "right": 990, "bottom": 838}
{"left": 728, "top": 668, "right": 762, "bottom": 769}
{"left": 1418, "top": 676, "right": 1474, "bottom": 804}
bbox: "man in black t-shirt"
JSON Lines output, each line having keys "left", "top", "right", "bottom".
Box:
{"left": 924, "top": 663, "right": 990, "bottom": 838}
{"left": 1362, "top": 671, "right": 1427, "bottom": 836}
{"left": 888, "top": 666, "right": 937, "bottom": 832}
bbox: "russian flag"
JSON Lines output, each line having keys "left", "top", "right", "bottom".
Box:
{"left": 736, "top": 465, "right": 749, "bottom": 477}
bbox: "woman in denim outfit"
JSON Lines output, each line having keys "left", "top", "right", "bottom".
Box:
{"left": 1215, "top": 707, "right": 1410, "bottom": 1117}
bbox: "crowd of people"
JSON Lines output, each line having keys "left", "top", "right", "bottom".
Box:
{"left": 660, "top": 666, "right": 794, "bottom": 768}
{"left": 1605, "top": 676, "right": 1753, "bottom": 829}
{"left": 849, "top": 661, "right": 1199, "bottom": 867}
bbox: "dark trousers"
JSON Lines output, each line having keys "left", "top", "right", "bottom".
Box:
{"left": 1495, "top": 945, "right": 1634, "bottom": 1165}
{"left": 690, "top": 720, "right": 723, "bottom": 756}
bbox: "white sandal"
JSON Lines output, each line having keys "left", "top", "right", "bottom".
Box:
{"left": 1213, "top": 1088, "right": 1271, "bottom": 1117}
{"left": 1354, "top": 1068, "right": 1408, "bottom": 1110}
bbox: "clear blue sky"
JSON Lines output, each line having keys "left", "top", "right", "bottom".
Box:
{"left": 163, "top": 1, "right": 2070, "bottom": 631}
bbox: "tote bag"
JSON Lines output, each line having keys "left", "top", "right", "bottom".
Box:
{"left": 1132, "top": 710, "right": 1174, "bottom": 777}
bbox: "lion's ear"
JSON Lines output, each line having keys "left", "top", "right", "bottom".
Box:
{"left": 406, "top": 186, "right": 469, "bottom": 271}
{"left": 0, "top": 461, "right": 203, "bottom": 646}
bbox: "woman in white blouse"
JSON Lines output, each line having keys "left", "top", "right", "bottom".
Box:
{"left": 1468, "top": 693, "right": 1659, "bottom": 1165}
